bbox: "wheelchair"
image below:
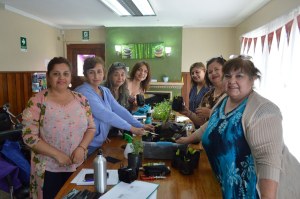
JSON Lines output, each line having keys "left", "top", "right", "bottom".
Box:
{"left": 0, "top": 103, "right": 30, "bottom": 199}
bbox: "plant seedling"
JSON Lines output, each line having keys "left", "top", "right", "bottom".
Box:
{"left": 130, "top": 140, "right": 144, "bottom": 155}
{"left": 188, "top": 148, "right": 197, "bottom": 155}
{"left": 184, "top": 156, "right": 190, "bottom": 162}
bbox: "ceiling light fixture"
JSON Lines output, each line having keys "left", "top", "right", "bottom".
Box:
{"left": 100, "top": 0, "right": 155, "bottom": 16}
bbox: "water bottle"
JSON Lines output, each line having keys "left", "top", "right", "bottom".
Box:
{"left": 94, "top": 149, "right": 107, "bottom": 194}
{"left": 145, "top": 112, "right": 152, "bottom": 125}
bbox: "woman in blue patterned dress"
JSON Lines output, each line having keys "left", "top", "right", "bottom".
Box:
{"left": 178, "top": 56, "right": 300, "bottom": 199}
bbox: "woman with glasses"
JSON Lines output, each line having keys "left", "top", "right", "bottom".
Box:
{"left": 103, "top": 62, "right": 130, "bottom": 110}
{"left": 128, "top": 61, "right": 151, "bottom": 112}
{"left": 178, "top": 56, "right": 300, "bottom": 199}
{"left": 74, "top": 57, "right": 154, "bottom": 156}
{"left": 187, "top": 62, "right": 212, "bottom": 129}
{"left": 181, "top": 56, "right": 226, "bottom": 127}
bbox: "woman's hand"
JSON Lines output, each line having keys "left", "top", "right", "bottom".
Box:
{"left": 54, "top": 152, "right": 73, "bottom": 167}
{"left": 104, "top": 137, "right": 111, "bottom": 143}
{"left": 195, "top": 107, "right": 211, "bottom": 119}
{"left": 143, "top": 124, "right": 155, "bottom": 132}
{"left": 179, "top": 105, "right": 189, "bottom": 116}
{"left": 176, "top": 137, "right": 191, "bottom": 144}
{"left": 70, "top": 147, "right": 85, "bottom": 164}
{"left": 130, "top": 126, "right": 145, "bottom": 135}
{"left": 176, "top": 132, "right": 200, "bottom": 144}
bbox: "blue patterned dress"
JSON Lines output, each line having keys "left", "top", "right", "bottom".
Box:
{"left": 202, "top": 97, "right": 259, "bottom": 199}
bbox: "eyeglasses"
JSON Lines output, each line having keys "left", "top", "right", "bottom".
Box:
{"left": 229, "top": 54, "right": 252, "bottom": 60}
{"left": 112, "top": 62, "right": 126, "bottom": 68}
{"left": 206, "top": 55, "right": 223, "bottom": 63}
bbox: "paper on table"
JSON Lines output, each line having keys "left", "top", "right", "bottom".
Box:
{"left": 100, "top": 180, "right": 159, "bottom": 199}
{"left": 71, "top": 169, "right": 118, "bottom": 186}
{"left": 176, "top": 116, "right": 189, "bottom": 122}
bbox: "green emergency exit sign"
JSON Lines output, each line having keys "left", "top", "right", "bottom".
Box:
{"left": 82, "top": 31, "right": 89, "bottom": 41}
{"left": 20, "top": 37, "right": 27, "bottom": 52}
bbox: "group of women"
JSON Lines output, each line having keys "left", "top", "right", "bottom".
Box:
{"left": 22, "top": 55, "right": 300, "bottom": 199}
{"left": 22, "top": 57, "right": 153, "bottom": 199}
{"left": 177, "top": 55, "right": 300, "bottom": 198}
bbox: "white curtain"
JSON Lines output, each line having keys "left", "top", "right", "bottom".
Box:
{"left": 240, "top": 6, "right": 300, "bottom": 161}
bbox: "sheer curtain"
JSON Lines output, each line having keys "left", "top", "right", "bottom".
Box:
{"left": 240, "top": 6, "right": 300, "bottom": 161}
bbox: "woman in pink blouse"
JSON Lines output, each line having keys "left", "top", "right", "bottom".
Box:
{"left": 22, "top": 57, "right": 96, "bottom": 199}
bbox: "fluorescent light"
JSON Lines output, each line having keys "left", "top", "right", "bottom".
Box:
{"left": 101, "top": 0, "right": 131, "bottom": 16}
{"left": 132, "top": 0, "right": 155, "bottom": 15}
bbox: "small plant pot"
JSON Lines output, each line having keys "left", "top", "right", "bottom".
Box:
{"left": 186, "top": 151, "right": 200, "bottom": 169}
{"left": 180, "top": 160, "right": 194, "bottom": 175}
{"left": 154, "top": 126, "right": 161, "bottom": 134}
{"left": 128, "top": 153, "right": 143, "bottom": 168}
{"left": 142, "top": 134, "right": 153, "bottom": 142}
{"left": 163, "top": 77, "right": 169, "bottom": 82}
{"left": 172, "top": 96, "right": 183, "bottom": 112}
{"left": 171, "top": 151, "right": 185, "bottom": 170}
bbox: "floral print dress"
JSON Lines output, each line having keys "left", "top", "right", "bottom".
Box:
{"left": 22, "top": 90, "right": 95, "bottom": 199}
{"left": 202, "top": 97, "right": 259, "bottom": 199}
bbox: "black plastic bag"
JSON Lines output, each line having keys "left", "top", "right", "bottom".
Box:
{"left": 143, "top": 165, "right": 171, "bottom": 176}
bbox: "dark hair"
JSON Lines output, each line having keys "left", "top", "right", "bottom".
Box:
{"left": 47, "top": 57, "right": 72, "bottom": 76}
{"left": 129, "top": 61, "right": 151, "bottom": 92}
{"left": 189, "top": 62, "right": 206, "bottom": 86}
{"left": 205, "top": 57, "right": 227, "bottom": 87}
{"left": 105, "top": 62, "right": 128, "bottom": 100}
{"left": 222, "top": 58, "right": 261, "bottom": 81}
{"left": 83, "top": 57, "right": 105, "bottom": 78}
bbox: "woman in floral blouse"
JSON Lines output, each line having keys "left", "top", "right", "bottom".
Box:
{"left": 22, "top": 57, "right": 95, "bottom": 199}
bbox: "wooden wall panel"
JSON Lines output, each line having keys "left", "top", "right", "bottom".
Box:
{"left": 0, "top": 72, "right": 42, "bottom": 125}
{"left": 181, "top": 72, "right": 191, "bottom": 109}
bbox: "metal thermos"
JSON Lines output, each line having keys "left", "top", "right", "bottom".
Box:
{"left": 94, "top": 149, "right": 107, "bottom": 194}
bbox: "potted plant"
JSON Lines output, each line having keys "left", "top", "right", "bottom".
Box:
{"left": 172, "top": 94, "right": 183, "bottom": 112}
{"left": 152, "top": 99, "right": 176, "bottom": 122}
{"left": 128, "top": 140, "right": 144, "bottom": 168}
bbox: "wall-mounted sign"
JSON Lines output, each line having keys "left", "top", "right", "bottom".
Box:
{"left": 20, "top": 37, "right": 27, "bottom": 52}
{"left": 122, "top": 43, "right": 165, "bottom": 59}
{"left": 82, "top": 31, "right": 89, "bottom": 41}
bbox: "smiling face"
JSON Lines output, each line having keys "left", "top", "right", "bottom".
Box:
{"left": 111, "top": 68, "right": 126, "bottom": 88}
{"left": 48, "top": 63, "right": 71, "bottom": 91}
{"left": 191, "top": 67, "right": 205, "bottom": 84}
{"left": 86, "top": 63, "right": 104, "bottom": 87}
{"left": 134, "top": 65, "right": 148, "bottom": 82}
{"left": 223, "top": 69, "right": 255, "bottom": 102}
{"left": 207, "top": 61, "right": 223, "bottom": 86}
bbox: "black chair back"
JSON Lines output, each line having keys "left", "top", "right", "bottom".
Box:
{"left": 0, "top": 112, "right": 12, "bottom": 131}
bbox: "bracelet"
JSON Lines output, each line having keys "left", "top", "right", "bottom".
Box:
{"left": 78, "top": 145, "right": 86, "bottom": 152}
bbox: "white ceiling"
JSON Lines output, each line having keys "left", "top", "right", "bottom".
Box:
{"left": 0, "top": 0, "right": 270, "bottom": 29}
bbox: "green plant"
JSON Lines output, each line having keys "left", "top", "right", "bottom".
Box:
{"left": 174, "top": 93, "right": 181, "bottom": 99}
{"left": 176, "top": 149, "right": 180, "bottom": 155}
{"left": 188, "top": 148, "right": 197, "bottom": 155}
{"left": 152, "top": 99, "right": 175, "bottom": 121}
{"left": 184, "top": 156, "right": 190, "bottom": 162}
{"left": 130, "top": 140, "right": 144, "bottom": 155}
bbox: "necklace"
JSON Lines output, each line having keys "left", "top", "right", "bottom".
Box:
{"left": 212, "top": 90, "right": 224, "bottom": 102}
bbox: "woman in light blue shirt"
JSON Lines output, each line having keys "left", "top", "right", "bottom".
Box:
{"left": 74, "top": 57, "right": 154, "bottom": 156}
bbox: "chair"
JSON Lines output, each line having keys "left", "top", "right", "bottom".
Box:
{"left": 0, "top": 110, "right": 30, "bottom": 199}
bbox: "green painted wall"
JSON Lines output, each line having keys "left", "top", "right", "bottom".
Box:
{"left": 106, "top": 27, "right": 182, "bottom": 81}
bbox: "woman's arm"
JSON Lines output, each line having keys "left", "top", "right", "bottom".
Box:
{"left": 246, "top": 102, "right": 283, "bottom": 198}
{"left": 180, "top": 105, "right": 205, "bottom": 126}
{"left": 260, "top": 179, "right": 278, "bottom": 199}
{"left": 71, "top": 96, "right": 96, "bottom": 164}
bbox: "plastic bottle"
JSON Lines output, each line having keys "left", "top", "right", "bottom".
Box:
{"left": 94, "top": 149, "right": 107, "bottom": 194}
{"left": 32, "top": 73, "right": 39, "bottom": 92}
{"left": 124, "top": 133, "right": 133, "bottom": 159}
{"left": 145, "top": 112, "right": 152, "bottom": 125}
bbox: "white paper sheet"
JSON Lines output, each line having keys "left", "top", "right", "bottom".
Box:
{"left": 100, "top": 180, "right": 159, "bottom": 199}
{"left": 176, "top": 116, "right": 190, "bottom": 122}
{"left": 71, "top": 169, "right": 118, "bottom": 186}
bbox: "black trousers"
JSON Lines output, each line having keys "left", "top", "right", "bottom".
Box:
{"left": 43, "top": 170, "right": 73, "bottom": 199}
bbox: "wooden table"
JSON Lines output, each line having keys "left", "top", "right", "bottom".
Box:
{"left": 55, "top": 136, "right": 222, "bottom": 199}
